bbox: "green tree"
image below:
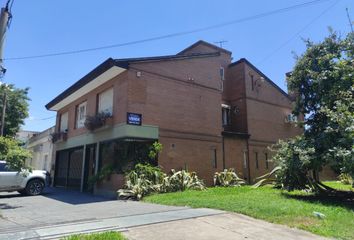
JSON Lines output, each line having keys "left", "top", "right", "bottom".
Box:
{"left": 273, "top": 31, "right": 354, "bottom": 191}
{"left": 0, "top": 84, "right": 30, "bottom": 137}
{"left": 320, "top": 89, "right": 354, "bottom": 183}
{"left": 0, "top": 136, "right": 32, "bottom": 171}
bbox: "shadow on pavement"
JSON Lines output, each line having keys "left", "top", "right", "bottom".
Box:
{"left": 0, "top": 203, "right": 22, "bottom": 210}
{"left": 41, "top": 187, "right": 115, "bottom": 205}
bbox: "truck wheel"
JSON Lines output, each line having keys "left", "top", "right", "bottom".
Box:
{"left": 25, "top": 179, "right": 44, "bottom": 196}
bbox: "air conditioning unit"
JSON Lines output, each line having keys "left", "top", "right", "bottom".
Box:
{"left": 285, "top": 114, "right": 297, "bottom": 123}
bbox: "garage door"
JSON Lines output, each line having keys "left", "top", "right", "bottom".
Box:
{"left": 54, "top": 148, "right": 83, "bottom": 190}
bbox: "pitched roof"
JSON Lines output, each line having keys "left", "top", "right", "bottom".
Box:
{"left": 45, "top": 52, "right": 220, "bottom": 110}
{"left": 177, "top": 40, "right": 232, "bottom": 55}
{"left": 229, "top": 58, "right": 291, "bottom": 100}
{"left": 114, "top": 52, "right": 220, "bottom": 65}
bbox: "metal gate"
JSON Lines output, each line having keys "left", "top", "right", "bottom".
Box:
{"left": 54, "top": 148, "right": 84, "bottom": 190}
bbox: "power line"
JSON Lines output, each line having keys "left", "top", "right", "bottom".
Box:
{"left": 27, "top": 115, "right": 56, "bottom": 121}
{"left": 257, "top": 0, "right": 340, "bottom": 65}
{"left": 3, "top": 0, "right": 332, "bottom": 61}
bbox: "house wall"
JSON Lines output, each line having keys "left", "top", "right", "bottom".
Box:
{"left": 55, "top": 71, "right": 129, "bottom": 139}
{"left": 223, "top": 137, "right": 248, "bottom": 179}
{"left": 53, "top": 49, "right": 231, "bottom": 191}
{"left": 224, "top": 60, "right": 303, "bottom": 182}
{"left": 243, "top": 63, "right": 303, "bottom": 182}
{"left": 50, "top": 42, "right": 329, "bottom": 194}
{"left": 26, "top": 127, "right": 55, "bottom": 172}
{"left": 223, "top": 63, "right": 248, "bottom": 133}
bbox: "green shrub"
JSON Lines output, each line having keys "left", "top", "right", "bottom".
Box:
{"left": 148, "top": 141, "right": 163, "bottom": 159}
{"left": 272, "top": 137, "right": 314, "bottom": 191}
{"left": 118, "top": 171, "right": 155, "bottom": 200}
{"left": 118, "top": 164, "right": 166, "bottom": 200}
{"left": 167, "top": 169, "right": 205, "bottom": 192}
{"left": 214, "top": 169, "right": 245, "bottom": 187}
{"left": 117, "top": 164, "right": 205, "bottom": 200}
{"left": 130, "top": 163, "right": 165, "bottom": 185}
{"left": 338, "top": 173, "right": 353, "bottom": 185}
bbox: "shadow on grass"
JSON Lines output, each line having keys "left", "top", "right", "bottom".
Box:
{"left": 281, "top": 190, "right": 354, "bottom": 211}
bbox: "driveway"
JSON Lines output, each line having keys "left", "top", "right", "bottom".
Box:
{"left": 0, "top": 188, "right": 220, "bottom": 239}
{"left": 0, "top": 188, "right": 327, "bottom": 240}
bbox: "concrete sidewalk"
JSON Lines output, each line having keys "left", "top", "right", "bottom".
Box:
{"left": 124, "top": 213, "right": 328, "bottom": 240}
{"left": 0, "top": 208, "right": 223, "bottom": 239}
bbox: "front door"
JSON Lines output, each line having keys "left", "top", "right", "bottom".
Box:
{"left": 54, "top": 148, "right": 84, "bottom": 190}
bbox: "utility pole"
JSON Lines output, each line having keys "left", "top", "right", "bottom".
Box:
{"left": 0, "top": 88, "right": 6, "bottom": 136}
{"left": 0, "top": 0, "right": 13, "bottom": 136}
{"left": 346, "top": 8, "right": 353, "bottom": 33}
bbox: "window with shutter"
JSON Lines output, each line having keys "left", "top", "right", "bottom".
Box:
{"left": 98, "top": 88, "right": 113, "bottom": 115}
{"left": 60, "top": 112, "right": 68, "bottom": 132}
{"left": 76, "top": 102, "right": 87, "bottom": 128}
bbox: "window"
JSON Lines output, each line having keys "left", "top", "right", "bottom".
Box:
{"left": 265, "top": 153, "right": 269, "bottom": 169}
{"left": 251, "top": 75, "right": 254, "bottom": 91}
{"left": 60, "top": 112, "right": 68, "bottom": 132}
{"left": 0, "top": 162, "right": 6, "bottom": 171}
{"left": 211, "top": 148, "right": 217, "bottom": 168}
{"left": 76, "top": 101, "right": 87, "bottom": 128}
{"left": 255, "top": 152, "right": 259, "bottom": 169}
{"left": 98, "top": 88, "right": 113, "bottom": 115}
{"left": 243, "top": 151, "right": 247, "bottom": 169}
{"left": 222, "top": 105, "right": 231, "bottom": 126}
{"left": 220, "top": 67, "right": 225, "bottom": 81}
{"left": 0, "top": 162, "right": 13, "bottom": 172}
{"left": 99, "top": 139, "right": 155, "bottom": 174}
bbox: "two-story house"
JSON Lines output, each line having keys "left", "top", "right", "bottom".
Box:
{"left": 46, "top": 41, "right": 301, "bottom": 196}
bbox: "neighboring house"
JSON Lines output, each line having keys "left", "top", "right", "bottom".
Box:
{"left": 15, "top": 130, "right": 39, "bottom": 145}
{"left": 26, "top": 126, "right": 55, "bottom": 173}
{"left": 45, "top": 40, "right": 302, "bottom": 196}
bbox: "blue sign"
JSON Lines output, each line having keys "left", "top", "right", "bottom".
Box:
{"left": 127, "top": 112, "right": 142, "bottom": 125}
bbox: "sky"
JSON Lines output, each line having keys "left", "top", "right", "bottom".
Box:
{"left": 1, "top": 0, "right": 353, "bottom": 132}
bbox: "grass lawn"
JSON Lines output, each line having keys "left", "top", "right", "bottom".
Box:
{"left": 62, "top": 231, "right": 126, "bottom": 240}
{"left": 144, "top": 182, "right": 354, "bottom": 240}
{"left": 323, "top": 181, "right": 354, "bottom": 191}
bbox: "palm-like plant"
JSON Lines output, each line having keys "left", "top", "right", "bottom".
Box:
{"left": 213, "top": 169, "right": 245, "bottom": 187}
{"left": 252, "top": 166, "right": 281, "bottom": 188}
{"left": 167, "top": 169, "right": 205, "bottom": 192}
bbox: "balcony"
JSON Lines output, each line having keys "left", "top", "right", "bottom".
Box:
{"left": 50, "top": 131, "right": 68, "bottom": 143}
{"left": 84, "top": 112, "right": 113, "bottom": 131}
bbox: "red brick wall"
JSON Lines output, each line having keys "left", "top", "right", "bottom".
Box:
{"left": 56, "top": 72, "right": 129, "bottom": 138}
{"left": 223, "top": 137, "right": 248, "bottom": 179}
{"left": 158, "top": 136, "right": 222, "bottom": 186}
{"left": 223, "top": 63, "right": 248, "bottom": 133}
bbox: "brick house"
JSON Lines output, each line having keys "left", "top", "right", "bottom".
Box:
{"left": 46, "top": 41, "right": 301, "bottom": 196}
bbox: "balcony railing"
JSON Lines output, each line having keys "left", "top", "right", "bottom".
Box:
{"left": 50, "top": 131, "right": 68, "bottom": 143}
{"left": 84, "top": 112, "right": 113, "bottom": 131}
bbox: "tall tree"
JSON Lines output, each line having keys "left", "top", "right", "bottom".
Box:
{"left": 0, "top": 84, "right": 30, "bottom": 137}
{"left": 272, "top": 31, "right": 354, "bottom": 191}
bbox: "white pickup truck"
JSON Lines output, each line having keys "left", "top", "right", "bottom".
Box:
{"left": 0, "top": 160, "right": 50, "bottom": 196}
